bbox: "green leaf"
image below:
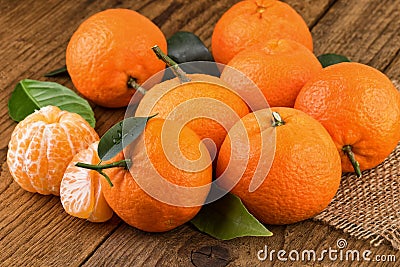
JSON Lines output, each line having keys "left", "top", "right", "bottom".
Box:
{"left": 44, "top": 65, "right": 68, "bottom": 77}
{"left": 191, "top": 187, "right": 272, "bottom": 240}
{"left": 317, "top": 53, "right": 351, "bottom": 68}
{"left": 97, "top": 115, "right": 156, "bottom": 161}
{"left": 167, "top": 31, "right": 214, "bottom": 63}
{"left": 8, "top": 79, "right": 95, "bottom": 127}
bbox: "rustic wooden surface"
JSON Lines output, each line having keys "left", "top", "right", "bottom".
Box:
{"left": 0, "top": 0, "right": 399, "bottom": 266}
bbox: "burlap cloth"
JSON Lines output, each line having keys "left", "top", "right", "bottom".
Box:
{"left": 314, "top": 80, "right": 400, "bottom": 250}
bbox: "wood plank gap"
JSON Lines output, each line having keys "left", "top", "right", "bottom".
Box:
{"left": 78, "top": 221, "right": 124, "bottom": 266}
{"left": 309, "top": 0, "right": 338, "bottom": 31}
{"left": 383, "top": 48, "right": 400, "bottom": 74}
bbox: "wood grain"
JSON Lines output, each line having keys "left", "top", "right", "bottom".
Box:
{"left": 0, "top": 0, "right": 399, "bottom": 266}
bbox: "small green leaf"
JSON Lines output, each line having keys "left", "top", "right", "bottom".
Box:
{"left": 191, "top": 187, "right": 272, "bottom": 240}
{"left": 167, "top": 31, "right": 213, "bottom": 63}
{"left": 317, "top": 53, "right": 351, "bottom": 68}
{"left": 8, "top": 79, "right": 95, "bottom": 127}
{"left": 44, "top": 65, "right": 68, "bottom": 77}
{"left": 98, "top": 115, "right": 156, "bottom": 161}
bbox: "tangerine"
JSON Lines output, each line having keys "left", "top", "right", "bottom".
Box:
{"left": 294, "top": 62, "right": 400, "bottom": 176}
{"left": 211, "top": 0, "right": 313, "bottom": 64}
{"left": 216, "top": 107, "right": 342, "bottom": 225}
{"left": 7, "top": 106, "right": 99, "bottom": 195}
{"left": 66, "top": 8, "right": 167, "bottom": 108}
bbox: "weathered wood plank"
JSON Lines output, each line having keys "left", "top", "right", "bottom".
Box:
{"left": 311, "top": 0, "right": 400, "bottom": 71}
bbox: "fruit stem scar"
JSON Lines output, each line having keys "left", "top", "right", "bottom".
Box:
{"left": 271, "top": 111, "right": 285, "bottom": 127}
{"left": 342, "top": 145, "right": 362, "bottom": 178}
{"left": 127, "top": 77, "right": 147, "bottom": 95}
{"left": 151, "top": 45, "right": 191, "bottom": 83}
{"left": 75, "top": 159, "right": 132, "bottom": 187}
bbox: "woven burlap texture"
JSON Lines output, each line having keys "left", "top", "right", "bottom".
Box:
{"left": 315, "top": 80, "right": 400, "bottom": 250}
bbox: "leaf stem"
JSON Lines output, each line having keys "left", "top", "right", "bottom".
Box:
{"left": 151, "top": 45, "right": 191, "bottom": 83}
{"left": 342, "top": 145, "right": 362, "bottom": 178}
{"left": 75, "top": 159, "right": 132, "bottom": 187}
{"left": 127, "top": 77, "right": 147, "bottom": 95}
{"left": 271, "top": 111, "right": 285, "bottom": 127}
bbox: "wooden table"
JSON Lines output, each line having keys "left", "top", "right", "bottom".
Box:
{"left": 1, "top": 0, "right": 399, "bottom": 266}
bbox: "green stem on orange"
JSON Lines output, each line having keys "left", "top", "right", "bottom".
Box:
{"left": 342, "top": 145, "right": 362, "bottom": 178}
{"left": 75, "top": 159, "right": 132, "bottom": 187}
{"left": 151, "top": 45, "right": 191, "bottom": 83}
{"left": 271, "top": 111, "right": 285, "bottom": 127}
{"left": 127, "top": 77, "right": 147, "bottom": 95}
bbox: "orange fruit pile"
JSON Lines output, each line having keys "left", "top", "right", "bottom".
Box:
{"left": 7, "top": 0, "right": 400, "bottom": 233}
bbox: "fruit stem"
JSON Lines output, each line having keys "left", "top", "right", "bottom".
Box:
{"left": 127, "top": 77, "right": 147, "bottom": 95}
{"left": 342, "top": 145, "right": 362, "bottom": 178}
{"left": 75, "top": 159, "right": 132, "bottom": 187}
{"left": 271, "top": 111, "right": 285, "bottom": 127}
{"left": 151, "top": 45, "right": 191, "bottom": 83}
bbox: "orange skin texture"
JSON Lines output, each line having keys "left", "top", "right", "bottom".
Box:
{"left": 135, "top": 74, "right": 250, "bottom": 150}
{"left": 216, "top": 107, "right": 342, "bottom": 225}
{"left": 7, "top": 106, "right": 99, "bottom": 196}
{"left": 211, "top": 0, "right": 313, "bottom": 64}
{"left": 221, "top": 39, "right": 322, "bottom": 107}
{"left": 66, "top": 9, "right": 167, "bottom": 108}
{"left": 101, "top": 119, "right": 212, "bottom": 232}
{"left": 294, "top": 62, "right": 400, "bottom": 173}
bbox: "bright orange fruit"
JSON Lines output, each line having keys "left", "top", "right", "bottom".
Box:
{"left": 295, "top": 62, "right": 400, "bottom": 175}
{"left": 217, "top": 107, "right": 342, "bottom": 225}
{"left": 212, "top": 0, "right": 313, "bottom": 64}
{"left": 7, "top": 106, "right": 99, "bottom": 195}
{"left": 60, "top": 141, "right": 113, "bottom": 222}
{"left": 135, "top": 74, "right": 249, "bottom": 151}
{"left": 221, "top": 39, "right": 322, "bottom": 107}
{"left": 66, "top": 9, "right": 167, "bottom": 108}
{"left": 101, "top": 118, "right": 212, "bottom": 232}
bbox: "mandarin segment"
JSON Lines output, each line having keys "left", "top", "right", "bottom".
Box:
{"left": 7, "top": 106, "right": 99, "bottom": 196}
{"left": 60, "top": 141, "right": 113, "bottom": 222}
{"left": 135, "top": 75, "right": 249, "bottom": 151}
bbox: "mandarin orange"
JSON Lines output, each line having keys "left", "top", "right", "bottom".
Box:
{"left": 66, "top": 9, "right": 167, "bottom": 108}
{"left": 101, "top": 118, "right": 212, "bottom": 232}
{"left": 295, "top": 62, "right": 400, "bottom": 176}
{"left": 216, "top": 107, "right": 342, "bottom": 225}
{"left": 221, "top": 39, "right": 322, "bottom": 107}
{"left": 7, "top": 106, "right": 99, "bottom": 195}
{"left": 211, "top": 0, "right": 313, "bottom": 64}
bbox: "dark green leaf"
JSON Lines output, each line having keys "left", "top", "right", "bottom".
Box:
{"left": 44, "top": 65, "right": 68, "bottom": 77}
{"left": 98, "top": 115, "right": 156, "bottom": 161}
{"left": 317, "top": 53, "right": 351, "bottom": 68}
{"left": 8, "top": 79, "right": 95, "bottom": 127}
{"left": 167, "top": 31, "right": 213, "bottom": 63}
{"left": 191, "top": 187, "right": 272, "bottom": 240}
